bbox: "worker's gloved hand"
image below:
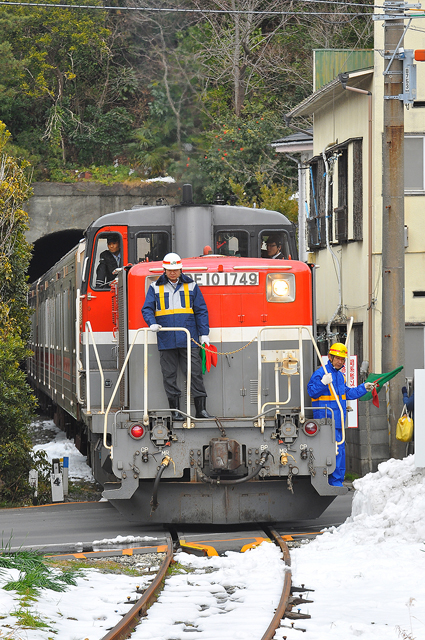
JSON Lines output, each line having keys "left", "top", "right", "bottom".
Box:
{"left": 364, "top": 382, "right": 375, "bottom": 391}
{"left": 402, "top": 386, "right": 408, "bottom": 395}
{"left": 321, "top": 372, "right": 333, "bottom": 386}
{"left": 149, "top": 324, "right": 162, "bottom": 332}
{"left": 200, "top": 335, "right": 210, "bottom": 345}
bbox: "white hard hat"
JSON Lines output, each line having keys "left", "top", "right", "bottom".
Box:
{"left": 162, "top": 252, "right": 183, "bottom": 270}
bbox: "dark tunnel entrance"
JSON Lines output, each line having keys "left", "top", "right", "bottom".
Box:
{"left": 28, "top": 229, "right": 85, "bottom": 283}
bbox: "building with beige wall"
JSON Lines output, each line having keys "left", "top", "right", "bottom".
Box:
{"left": 284, "top": 14, "right": 425, "bottom": 474}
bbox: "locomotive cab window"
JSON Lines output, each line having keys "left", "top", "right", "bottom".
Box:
{"left": 215, "top": 230, "right": 249, "bottom": 257}
{"left": 91, "top": 232, "right": 123, "bottom": 290}
{"left": 260, "top": 231, "right": 292, "bottom": 260}
{"left": 137, "top": 232, "right": 170, "bottom": 263}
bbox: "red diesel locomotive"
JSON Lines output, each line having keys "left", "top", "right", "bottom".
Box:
{"left": 28, "top": 185, "right": 345, "bottom": 523}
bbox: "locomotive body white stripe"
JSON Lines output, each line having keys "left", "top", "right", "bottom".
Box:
{"left": 81, "top": 326, "right": 314, "bottom": 346}
{"left": 128, "top": 325, "right": 313, "bottom": 344}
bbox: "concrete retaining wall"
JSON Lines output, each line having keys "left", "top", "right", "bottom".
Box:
{"left": 25, "top": 181, "right": 181, "bottom": 244}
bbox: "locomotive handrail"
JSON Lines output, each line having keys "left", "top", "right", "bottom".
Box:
{"left": 257, "top": 326, "right": 310, "bottom": 433}
{"left": 256, "top": 325, "right": 345, "bottom": 450}
{"left": 299, "top": 325, "right": 345, "bottom": 451}
{"left": 261, "top": 371, "right": 293, "bottom": 419}
{"left": 103, "top": 327, "right": 191, "bottom": 457}
{"left": 84, "top": 321, "right": 105, "bottom": 414}
{"left": 76, "top": 289, "right": 83, "bottom": 404}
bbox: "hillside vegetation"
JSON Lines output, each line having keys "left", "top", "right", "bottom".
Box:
{"left": 0, "top": 0, "right": 373, "bottom": 203}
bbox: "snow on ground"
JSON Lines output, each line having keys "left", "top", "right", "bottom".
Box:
{"left": 4, "top": 426, "right": 423, "bottom": 639}
{"left": 32, "top": 418, "right": 94, "bottom": 482}
{"left": 0, "top": 565, "right": 154, "bottom": 640}
{"left": 274, "top": 455, "right": 425, "bottom": 640}
{"left": 142, "top": 176, "right": 175, "bottom": 183}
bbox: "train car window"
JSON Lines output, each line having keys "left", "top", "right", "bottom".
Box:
{"left": 91, "top": 232, "right": 123, "bottom": 290}
{"left": 137, "top": 232, "right": 170, "bottom": 263}
{"left": 260, "top": 231, "right": 292, "bottom": 259}
{"left": 215, "top": 230, "right": 249, "bottom": 257}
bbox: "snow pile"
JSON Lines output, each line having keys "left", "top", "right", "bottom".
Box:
{"left": 32, "top": 420, "right": 94, "bottom": 482}
{"left": 93, "top": 535, "right": 158, "bottom": 547}
{"left": 324, "top": 455, "right": 425, "bottom": 545}
{"left": 274, "top": 455, "right": 425, "bottom": 640}
{"left": 350, "top": 454, "right": 425, "bottom": 542}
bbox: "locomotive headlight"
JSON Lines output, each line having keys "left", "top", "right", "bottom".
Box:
{"left": 272, "top": 279, "right": 290, "bottom": 297}
{"left": 266, "top": 273, "right": 295, "bottom": 302}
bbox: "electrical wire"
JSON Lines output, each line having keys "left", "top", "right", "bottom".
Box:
{"left": 0, "top": 0, "right": 377, "bottom": 14}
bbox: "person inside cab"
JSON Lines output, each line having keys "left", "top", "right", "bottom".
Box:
{"left": 142, "top": 253, "right": 213, "bottom": 420}
{"left": 95, "top": 233, "right": 121, "bottom": 288}
{"left": 266, "top": 235, "right": 283, "bottom": 259}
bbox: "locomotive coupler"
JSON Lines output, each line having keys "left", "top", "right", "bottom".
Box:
{"left": 208, "top": 438, "right": 242, "bottom": 472}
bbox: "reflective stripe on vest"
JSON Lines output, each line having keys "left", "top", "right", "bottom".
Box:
{"left": 312, "top": 393, "right": 346, "bottom": 403}
{"left": 159, "top": 285, "right": 166, "bottom": 311}
{"left": 155, "top": 282, "right": 193, "bottom": 317}
{"left": 183, "top": 282, "right": 190, "bottom": 308}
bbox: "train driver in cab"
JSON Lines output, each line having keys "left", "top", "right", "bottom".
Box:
{"left": 266, "top": 235, "right": 283, "bottom": 259}
{"left": 142, "top": 252, "right": 213, "bottom": 421}
{"left": 95, "top": 233, "right": 121, "bottom": 288}
{"left": 307, "top": 343, "right": 374, "bottom": 486}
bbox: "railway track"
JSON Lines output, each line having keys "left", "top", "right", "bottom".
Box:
{"left": 99, "top": 528, "right": 308, "bottom": 640}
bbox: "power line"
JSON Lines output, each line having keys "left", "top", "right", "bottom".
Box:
{"left": 0, "top": 0, "right": 376, "bottom": 15}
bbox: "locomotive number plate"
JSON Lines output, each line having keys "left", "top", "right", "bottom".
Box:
{"left": 186, "top": 272, "right": 259, "bottom": 286}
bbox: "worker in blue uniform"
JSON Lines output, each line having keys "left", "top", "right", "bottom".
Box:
{"left": 142, "top": 252, "right": 212, "bottom": 420}
{"left": 307, "top": 343, "right": 374, "bottom": 486}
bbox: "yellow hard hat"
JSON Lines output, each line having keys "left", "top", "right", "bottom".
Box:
{"left": 328, "top": 342, "right": 348, "bottom": 358}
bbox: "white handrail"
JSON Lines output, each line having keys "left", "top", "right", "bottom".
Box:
{"left": 256, "top": 325, "right": 345, "bottom": 449}
{"left": 75, "top": 289, "right": 83, "bottom": 404}
{"left": 301, "top": 325, "right": 345, "bottom": 450}
{"left": 103, "top": 327, "right": 191, "bottom": 458}
{"left": 84, "top": 321, "right": 105, "bottom": 414}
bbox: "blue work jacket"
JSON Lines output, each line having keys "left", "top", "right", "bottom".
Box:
{"left": 142, "top": 273, "right": 209, "bottom": 350}
{"left": 307, "top": 361, "right": 367, "bottom": 431}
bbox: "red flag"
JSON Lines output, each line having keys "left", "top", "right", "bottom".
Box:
{"left": 372, "top": 386, "right": 379, "bottom": 408}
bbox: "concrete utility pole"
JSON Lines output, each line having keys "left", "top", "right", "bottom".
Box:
{"left": 381, "top": 0, "right": 406, "bottom": 458}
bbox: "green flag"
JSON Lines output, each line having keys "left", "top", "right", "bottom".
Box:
{"left": 359, "top": 365, "right": 404, "bottom": 402}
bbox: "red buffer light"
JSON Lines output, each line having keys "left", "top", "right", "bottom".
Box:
{"left": 303, "top": 421, "right": 319, "bottom": 437}
{"left": 129, "top": 424, "right": 145, "bottom": 439}
{"left": 415, "top": 50, "right": 425, "bottom": 61}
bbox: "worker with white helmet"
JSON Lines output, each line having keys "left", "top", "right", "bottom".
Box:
{"left": 142, "top": 252, "right": 212, "bottom": 420}
{"left": 307, "top": 342, "right": 374, "bottom": 486}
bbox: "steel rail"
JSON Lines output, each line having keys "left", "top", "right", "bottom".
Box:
{"left": 260, "top": 528, "right": 292, "bottom": 640}
{"left": 100, "top": 532, "right": 173, "bottom": 640}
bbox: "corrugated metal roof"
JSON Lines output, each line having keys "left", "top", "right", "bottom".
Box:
{"left": 314, "top": 49, "right": 374, "bottom": 90}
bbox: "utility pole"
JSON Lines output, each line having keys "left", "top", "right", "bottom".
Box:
{"left": 381, "top": 0, "right": 407, "bottom": 458}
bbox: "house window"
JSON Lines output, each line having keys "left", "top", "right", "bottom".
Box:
{"left": 308, "top": 157, "right": 332, "bottom": 250}
{"left": 336, "top": 148, "right": 348, "bottom": 243}
{"left": 352, "top": 140, "right": 363, "bottom": 240}
{"left": 308, "top": 138, "right": 363, "bottom": 250}
{"left": 405, "top": 136, "right": 424, "bottom": 191}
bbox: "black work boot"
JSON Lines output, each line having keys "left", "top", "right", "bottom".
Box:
{"left": 168, "top": 396, "right": 184, "bottom": 421}
{"left": 194, "top": 396, "right": 213, "bottom": 419}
